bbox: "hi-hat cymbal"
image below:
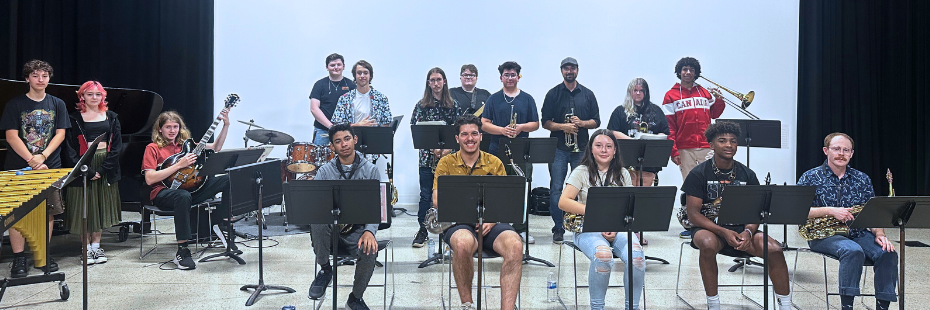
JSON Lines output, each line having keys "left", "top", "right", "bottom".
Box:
{"left": 246, "top": 129, "right": 295, "bottom": 145}
{"left": 238, "top": 119, "right": 265, "bottom": 128}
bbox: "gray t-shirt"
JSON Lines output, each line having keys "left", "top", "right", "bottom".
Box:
{"left": 565, "top": 165, "right": 632, "bottom": 206}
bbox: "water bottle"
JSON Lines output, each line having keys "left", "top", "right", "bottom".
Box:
{"left": 546, "top": 271, "right": 558, "bottom": 302}
{"left": 427, "top": 238, "right": 435, "bottom": 258}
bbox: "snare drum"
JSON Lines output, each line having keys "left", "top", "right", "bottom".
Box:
{"left": 286, "top": 142, "right": 317, "bottom": 173}
{"left": 310, "top": 146, "right": 335, "bottom": 166}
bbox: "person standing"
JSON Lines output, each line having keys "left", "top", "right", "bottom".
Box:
{"left": 449, "top": 64, "right": 491, "bottom": 116}
{"left": 0, "top": 60, "right": 70, "bottom": 277}
{"left": 64, "top": 81, "right": 123, "bottom": 265}
{"left": 480, "top": 61, "right": 539, "bottom": 243}
{"left": 541, "top": 57, "right": 600, "bottom": 243}
{"left": 331, "top": 60, "right": 392, "bottom": 127}
{"left": 310, "top": 53, "right": 357, "bottom": 145}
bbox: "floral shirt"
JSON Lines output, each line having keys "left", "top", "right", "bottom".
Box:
{"left": 410, "top": 98, "right": 464, "bottom": 168}
{"left": 797, "top": 160, "right": 875, "bottom": 237}
{"left": 332, "top": 86, "right": 392, "bottom": 126}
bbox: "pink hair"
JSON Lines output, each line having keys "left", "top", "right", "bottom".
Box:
{"left": 75, "top": 81, "right": 108, "bottom": 112}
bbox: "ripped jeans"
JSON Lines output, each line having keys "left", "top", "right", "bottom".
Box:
{"left": 574, "top": 232, "right": 645, "bottom": 310}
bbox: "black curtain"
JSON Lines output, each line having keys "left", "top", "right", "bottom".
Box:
{"left": 798, "top": 0, "right": 929, "bottom": 196}
{"left": 0, "top": 0, "right": 214, "bottom": 136}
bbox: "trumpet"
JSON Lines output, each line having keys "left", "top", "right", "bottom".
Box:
{"left": 700, "top": 76, "right": 759, "bottom": 120}
{"left": 564, "top": 108, "right": 580, "bottom": 152}
{"left": 509, "top": 105, "right": 517, "bottom": 129}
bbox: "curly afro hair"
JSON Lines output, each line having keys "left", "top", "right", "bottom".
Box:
{"left": 704, "top": 121, "right": 741, "bottom": 143}
{"left": 674, "top": 57, "right": 701, "bottom": 80}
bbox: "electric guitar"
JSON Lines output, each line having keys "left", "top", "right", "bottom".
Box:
{"left": 158, "top": 94, "right": 240, "bottom": 192}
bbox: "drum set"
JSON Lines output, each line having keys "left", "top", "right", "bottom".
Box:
{"left": 239, "top": 120, "right": 335, "bottom": 182}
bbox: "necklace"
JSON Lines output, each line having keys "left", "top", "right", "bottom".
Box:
{"left": 504, "top": 93, "right": 516, "bottom": 104}
{"left": 328, "top": 78, "right": 344, "bottom": 94}
{"left": 712, "top": 159, "right": 736, "bottom": 181}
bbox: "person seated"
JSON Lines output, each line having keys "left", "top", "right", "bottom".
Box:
{"left": 141, "top": 110, "right": 233, "bottom": 270}
{"left": 307, "top": 123, "right": 381, "bottom": 310}
{"left": 798, "top": 132, "right": 897, "bottom": 310}
{"left": 683, "top": 121, "right": 792, "bottom": 310}
{"left": 433, "top": 114, "right": 522, "bottom": 310}
{"left": 559, "top": 129, "right": 644, "bottom": 310}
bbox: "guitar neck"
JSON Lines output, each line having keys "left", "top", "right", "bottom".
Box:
{"left": 192, "top": 108, "right": 227, "bottom": 154}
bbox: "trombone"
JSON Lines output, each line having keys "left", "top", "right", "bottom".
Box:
{"left": 700, "top": 76, "right": 759, "bottom": 120}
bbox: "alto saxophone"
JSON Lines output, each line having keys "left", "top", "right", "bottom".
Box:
{"left": 798, "top": 169, "right": 894, "bottom": 241}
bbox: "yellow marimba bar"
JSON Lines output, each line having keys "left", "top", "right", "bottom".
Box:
{"left": 0, "top": 168, "right": 70, "bottom": 268}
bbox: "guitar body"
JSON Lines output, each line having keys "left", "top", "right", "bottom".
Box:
{"left": 158, "top": 139, "right": 209, "bottom": 192}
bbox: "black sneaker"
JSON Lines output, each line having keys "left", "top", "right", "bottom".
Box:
{"left": 34, "top": 257, "right": 58, "bottom": 272}
{"left": 10, "top": 256, "right": 27, "bottom": 278}
{"left": 174, "top": 247, "right": 196, "bottom": 270}
{"left": 346, "top": 292, "right": 370, "bottom": 310}
{"left": 308, "top": 267, "right": 332, "bottom": 300}
{"left": 553, "top": 232, "right": 564, "bottom": 244}
{"left": 412, "top": 228, "right": 428, "bottom": 248}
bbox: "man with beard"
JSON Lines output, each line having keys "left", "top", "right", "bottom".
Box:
{"left": 798, "top": 133, "right": 897, "bottom": 310}
{"left": 434, "top": 114, "right": 522, "bottom": 310}
{"left": 540, "top": 57, "right": 600, "bottom": 243}
{"left": 480, "top": 61, "right": 539, "bottom": 243}
{"left": 307, "top": 123, "right": 382, "bottom": 310}
{"left": 449, "top": 64, "right": 491, "bottom": 116}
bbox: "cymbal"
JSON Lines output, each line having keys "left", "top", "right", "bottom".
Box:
{"left": 246, "top": 129, "right": 295, "bottom": 145}
{"left": 238, "top": 119, "right": 265, "bottom": 128}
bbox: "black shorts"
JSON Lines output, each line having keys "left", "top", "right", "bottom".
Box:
{"left": 443, "top": 223, "right": 515, "bottom": 255}
{"left": 690, "top": 225, "right": 763, "bottom": 257}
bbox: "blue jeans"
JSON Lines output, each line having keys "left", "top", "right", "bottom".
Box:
{"left": 313, "top": 128, "right": 330, "bottom": 145}
{"left": 808, "top": 231, "right": 898, "bottom": 301}
{"left": 574, "top": 232, "right": 644, "bottom": 310}
{"left": 549, "top": 149, "right": 582, "bottom": 234}
{"left": 417, "top": 167, "right": 433, "bottom": 228}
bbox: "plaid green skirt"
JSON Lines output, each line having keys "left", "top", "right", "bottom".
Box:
{"left": 65, "top": 149, "right": 121, "bottom": 232}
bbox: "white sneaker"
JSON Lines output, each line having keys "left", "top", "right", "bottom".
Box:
{"left": 519, "top": 232, "right": 535, "bottom": 244}
{"left": 460, "top": 302, "right": 474, "bottom": 310}
{"left": 94, "top": 248, "right": 108, "bottom": 264}
{"left": 85, "top": 249, "right": 97, "bottom": 265}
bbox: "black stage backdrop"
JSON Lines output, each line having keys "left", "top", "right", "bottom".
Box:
{"left": 0, "top": 0, "right": 214, "bottom": 136}
{"left": 798, "top": 0, "right": 929, "bottom": 196}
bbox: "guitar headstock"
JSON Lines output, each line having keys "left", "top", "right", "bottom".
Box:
{"left": 886, "top": 168, "right": 893, "bottom": 184}
{"left": 224, "top": 94, "right": 240, "bottom": 109}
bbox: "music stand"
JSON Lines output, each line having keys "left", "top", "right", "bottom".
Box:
{"left": 354, "top": 126, "right": 394, "bottom": 155}
{"left": 72, "top": 134, "right": 105, "bottom": 310}
{"left": 849, "top": 196, "right": 930, "bottom": 310}
{"left": 584, "top": 186, "right": 678, "bottom": 309}
{"left": 411, "top": 124, "right": 459, "bottom": 268}
{"left": 498, "top": 137, "right": 557, "bottom": 267}
{"left": 437, "top": 175, "right": 525, "bottom": 310}
{"left": 284, "top": 179, "right": 381, "bottom": 310}
{"left": 716, "top": 119, "right": 781, "bottom": 169}
{"left": 617, "top": 139, "right": 674, "bottom": 264}
{"left": 717, "top": 185, "right": 816, "bottom": 310}
{"left": 222, "top": 161, "right": 290, "bottom": 306}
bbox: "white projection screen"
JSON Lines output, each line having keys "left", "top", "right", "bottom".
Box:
{"left": 215, "top": 1, "right": 800, "bottom": 207}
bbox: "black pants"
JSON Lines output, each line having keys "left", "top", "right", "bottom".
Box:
{"left": 153, "top": 175, "right": 230, "bottom": 241}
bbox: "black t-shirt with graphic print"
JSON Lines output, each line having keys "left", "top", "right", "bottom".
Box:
{"left": 681, "top": 158, "right": 760, "bottom": 205}
{"left": 0, "top": 94, "right": 71, "bottom": 169}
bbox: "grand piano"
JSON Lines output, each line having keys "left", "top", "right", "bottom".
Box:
{"left": 0, "top": 78, "right": 164, "bottom": 220}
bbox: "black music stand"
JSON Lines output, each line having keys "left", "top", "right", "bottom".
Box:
{"left": 72, "top": 134, "right": 106, "bottom": 309}
{"left": 498, "top": 137, "right": 557, "bottom": 267}
{"left": 354, "top": 126, "right": 394, "bottom": 155}
{"left": 197, "top": 151, "right": 268, "bottom": 264}
{"left": 285, "top": 179, "right": 380, "bottom": 310}
{"left": 716, "top": 119, "right": 781, "bottom": 169}
{"left": 617, "top": 139, "right": 674, "bottom": 264}
{"left": 584, "top": 186, "right": 678, "bottom": 309}
{"left": 437, "top": 175, "right": 525, "bottom": 310}
{"left": 411, "top": 124, "right": 458, "bottom": 268}
{"left": 849, "top": 196, "right": 930, "bottom": 310}
{"left": 224, "top": 161, "right": 290, "bottom": 306}
{"left": 716, "top": 185, "right": 816, "bottom": 310}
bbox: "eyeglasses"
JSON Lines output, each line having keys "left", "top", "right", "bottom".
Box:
{"left": 461, "top": 74, "right": 476, "bottom": 79}
{"left": 502, "top": 73, "right": 518, "bottom": 79}
{"left": 828, "top": 146, "right": 853, "bottom": 154}
{"left": 428, "top": 79, "right": 444, "bottom": 84}
{"left": 458, "top": 131, "right": 481, "bottom": 138}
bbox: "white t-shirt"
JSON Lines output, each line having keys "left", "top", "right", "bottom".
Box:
{"left": 352, "top": 89, "right": 372, "bottom": 123}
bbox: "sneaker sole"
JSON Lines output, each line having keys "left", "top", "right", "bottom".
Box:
{"left": 412, "top": 242, "right": 426, "bottom": 248}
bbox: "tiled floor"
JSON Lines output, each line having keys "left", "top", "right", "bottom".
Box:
{"left": 1, "top": 206, "right": 928, "bottom": 310}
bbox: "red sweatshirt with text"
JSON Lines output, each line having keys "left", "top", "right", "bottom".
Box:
{"left": 661, "top": 83, "right": 725, "bottom": 157}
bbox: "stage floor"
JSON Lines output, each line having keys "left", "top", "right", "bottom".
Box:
{"left": 2, "top": 205, "right": 928, "bottom": 310}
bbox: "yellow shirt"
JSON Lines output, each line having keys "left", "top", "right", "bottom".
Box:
{"left": 433, "top": 150, "right": 506, "bottom": 190}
